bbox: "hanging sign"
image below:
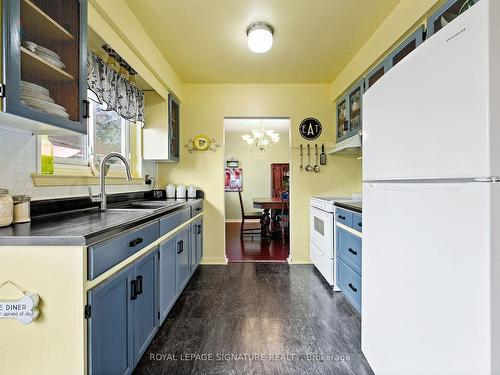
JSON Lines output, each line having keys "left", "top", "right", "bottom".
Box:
{"left": 299, "top": 118, "right": 322, "bottom": 140}
{"left": 0, "top": 281, "right": 40, "bottom": 325}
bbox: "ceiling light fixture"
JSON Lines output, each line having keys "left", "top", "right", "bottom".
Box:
{"left": 246, "top": 22, "right": 274, "bottom": 53}
{"left": 241, "top": 120, "right": 280, "bottom": 151}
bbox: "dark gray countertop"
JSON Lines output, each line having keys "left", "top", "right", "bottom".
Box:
{"left": 334, "top": 201, "right": 362, "bottom": 213}
{"left": 0, "top": 199, "right": 203, "bottom": 247}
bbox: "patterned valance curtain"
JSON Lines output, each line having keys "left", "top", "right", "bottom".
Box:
{"left": 87, "top": 50, "right": 145, "bottom": 125}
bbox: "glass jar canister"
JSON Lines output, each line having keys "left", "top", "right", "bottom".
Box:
{"left": 12, "top": 195, "right": 31, "bottom": 224}
{"left": 0, "top": 188, "right": 13, "bottom": 227}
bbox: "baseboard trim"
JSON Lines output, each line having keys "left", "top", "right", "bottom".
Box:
{"left": 200, "top": 257, "right": 229, "bottom": 265}
{"left": 225, "top": 219, "right": 260, "bottom": 223}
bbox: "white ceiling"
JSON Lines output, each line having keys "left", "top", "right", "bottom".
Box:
{"left": 224, "top": 118, "right": 290, "bottom": 133}
{"left": 125, "top": 0, "right": 401, "bottom": 83}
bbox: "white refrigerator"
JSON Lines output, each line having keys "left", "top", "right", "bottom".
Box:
{"left": 362, "top": 1, "right": 500, "bottom": 374}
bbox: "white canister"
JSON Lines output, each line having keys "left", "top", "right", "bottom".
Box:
{"left": 0, "top": 188, "right": 13, "bottom": 227}
{"left": 187, "top": 185, "right": 197, "bottom": 199}
{"left": 176, "top": 184, "right": 186, "bottom": 199}
{"left": 166, "top": 184, "right": 176, "bottom": 199}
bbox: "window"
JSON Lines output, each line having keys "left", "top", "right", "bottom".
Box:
{"left": 89, "top": 100, "right": 130, "bottom": 167}
{"left": 41, "top": 91, "right": 131, "bottom": 171}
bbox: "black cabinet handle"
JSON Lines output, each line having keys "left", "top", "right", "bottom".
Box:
{"left": 83, "top": 100, "right": 90, "bottom": 119}
{"left": 348, "top": 283, "right": 358, "bottom": 293}
{"left": 177, "top": 240, "right": 184, "bottom": 254}
{"left": 338, "top": 215, "right": 346, "bottom": 220}
{"left": 197, "top": 224, "right": 202, "bottom": 235}
{"left": 348, "top": 248, "right": 358, "bottom": 256}
{"left": 343, "top": 121, "right": 349, "bottom": 131}
{"left": 129, "top": 237, "right": 144, "bottom": 247}
{"left": 358, "top": 222, "right": 362, "bottom": 227}
{"left": 131, "top": 279, "right": 138, "bottom": 300}
{"left": 136, "top": 276, "right": 143, "bottom": 295}
{"left": 195, "top": 207, "right": 201, "bottom": 212}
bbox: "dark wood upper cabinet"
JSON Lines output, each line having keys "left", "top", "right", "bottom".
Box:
{"left": 2, "top": 0, "right": 88, "bottom": 134}
{"left": 271, "top": 163, "right": 289, "bottom": 198}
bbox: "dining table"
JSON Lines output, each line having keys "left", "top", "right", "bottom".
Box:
{"left": 253, "top": 197, "right": 285, "bottom": 239}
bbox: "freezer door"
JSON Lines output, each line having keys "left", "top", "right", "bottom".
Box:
{"left": 362, "top": 181, "right": 492, "bottom": 375}
{"left": 363, "top": 1, "right": 492, "bottom": 181}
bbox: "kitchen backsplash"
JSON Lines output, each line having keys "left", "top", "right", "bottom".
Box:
{"left": 0, "top": 127, "right": 156, "bottom": 200}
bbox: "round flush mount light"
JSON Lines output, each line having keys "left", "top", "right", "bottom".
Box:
{"left": 246, "top": 22, "right": 274, "bottom": 53}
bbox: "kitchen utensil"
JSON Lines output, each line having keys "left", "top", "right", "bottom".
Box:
{"left": 305, "top": 144, "right": 313, "bottom": 172}
{"left": 166, "top": 184, "right": 176, "bottom": 198}
{"left": 320, "top": 144, "right": 327, "bottom": 165}
{"left": 313, "top": 144, "right": 320, "bottom": 173}
{"left": 300, "top": 144, "right": 303, "bottom": 170}
{"left": 176, "top": 184, "right": 186, "bottom": 199}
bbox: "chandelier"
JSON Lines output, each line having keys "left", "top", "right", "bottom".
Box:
{"left": 241, "top": 125, "right": 280, "bottom": 151}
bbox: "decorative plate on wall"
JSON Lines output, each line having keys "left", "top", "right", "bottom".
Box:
{"left": 193, "top": 134, "right": 211, "bottom": 151}
{"left": 185, "top": 134, "right": 221, "bottom": 153}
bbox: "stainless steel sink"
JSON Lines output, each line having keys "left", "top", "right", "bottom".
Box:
{"left": 108, "top": 200, "right": 184, "bottom": 211}
{"left": 131, "top": 201, "right": 183, "bottom": 209}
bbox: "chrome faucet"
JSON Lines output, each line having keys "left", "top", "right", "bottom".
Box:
{"left": 89, "top": 152, "right": 132, "bottom": 211}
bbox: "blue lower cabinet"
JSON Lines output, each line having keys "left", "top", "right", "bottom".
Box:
{"left": 196, "top": 218, "right": 203, "bottom": 265}
{"left": 190, "top": 218, "right": 203, "bottom": 274}
{"left": 337, "top": 228, "right": 362, "bottom": 275}
{"left": 88, "top": 264, "right": 134, "bottom": 375}
{"left": 158, "top": 237, "right": 178, "bottom": 323}
{"left": 335, "top": 207, "right": 362, "bottom": 314}
{"left": 88, "top": 249, "right": 159, "bottom": 375}
{"left": 337, "top": 258, "right": 362, "bottom": 313}
{"left": 132, "top": 250, "right": 158, "bottom": 364}
{"left": 352, "top": 213, "right": 362, "bottom": 233}
{"left": 190, "top": 222, "right": 197, "bottom": 275}
{"left": 176, "top": 227, "right": 191, "bottom": 293}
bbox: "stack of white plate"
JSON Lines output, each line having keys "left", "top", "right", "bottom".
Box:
{"left": 21, "top": 81, "right": 70, "bottom": 119}
{"left": 22, "top": 41, "right": 66, "bottom": 69}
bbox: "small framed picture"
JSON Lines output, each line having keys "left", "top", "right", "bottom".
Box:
{"left": 225, "top": 168, "right": 243, "bottom": 192}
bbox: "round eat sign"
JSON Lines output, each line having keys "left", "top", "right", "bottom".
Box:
{"left": 299, "top": 118, "right": 322, "bottom": 140}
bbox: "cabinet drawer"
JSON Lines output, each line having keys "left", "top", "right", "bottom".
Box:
{"left": 337, "top": 258, "right": 361, "bottom": 313}
{"left": 337, "top": 228, "right": 362, "bottom": 275}
{"left": 88, "top": 221, "right": 159, "bottom": 280}
{"left": 352, "top": 213, "right": 362, "bottom": 232}
{"left": 191, "top": 202, "right": 203, "bottom": 217}
{"left": 159, "top": 208, "right": 191, "bottom": 236}
{"left": 335, "top": 208, "right": 353, "bottom": 227}
{"left": 310, "top": 241, "right": 334, "bottom": 285}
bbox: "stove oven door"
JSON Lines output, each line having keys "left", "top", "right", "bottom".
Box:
{"left": 310, "top": 206, "right": 334, "bottom": 258}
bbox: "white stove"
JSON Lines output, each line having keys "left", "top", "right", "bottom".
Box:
{"left": 311, "top": 196, "right": 351, "bottom": 213}
{"left": 310, "top": 195, "right": 361, "bottom": 289}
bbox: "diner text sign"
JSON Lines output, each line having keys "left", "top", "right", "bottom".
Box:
{"left": 0, "top": 293, "right": 40, "bottom": 325}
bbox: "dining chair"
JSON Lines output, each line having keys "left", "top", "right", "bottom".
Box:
{"left": 279, "top": 196, "right": 290, "bottom": 240}
{"left": 238, "top": 190, "right": 262, "bottom": 238}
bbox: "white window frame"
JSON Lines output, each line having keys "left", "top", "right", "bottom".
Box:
{"left": 88, "top": 99, "right": 131, "bottom": 172}
{"left": 37, "top": 95, "right": 131, "bottom": 173}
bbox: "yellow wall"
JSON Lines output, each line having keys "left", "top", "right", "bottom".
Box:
{"left": 158, "top": 84, "right": 362, "bottom": 264}
{"left": 224, "top": 131, "right": 290, "bottom": 220}
{"left": 88, "top": 0, "right": 184, "bottom": 101}
{"left": 330, "top": 0, "right": 443, "bottom": 101}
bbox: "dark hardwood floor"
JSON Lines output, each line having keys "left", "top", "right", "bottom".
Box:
{"left": 133, "top": 263, "right": 374, "bottom": 375}
{"left": 225, "top": 222, "right": 290, "bottom": 262}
